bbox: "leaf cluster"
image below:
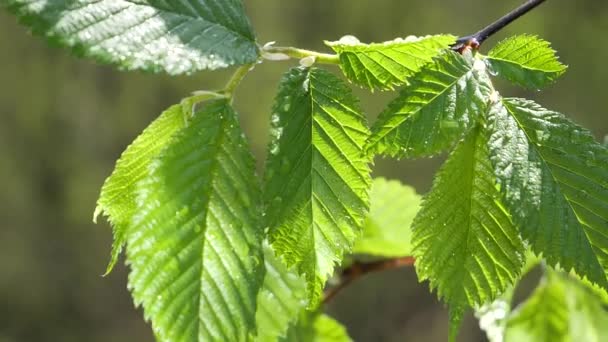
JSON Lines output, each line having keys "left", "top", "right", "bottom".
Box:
{"left": 4, "top": 1, "right": 608, "bottom": 341}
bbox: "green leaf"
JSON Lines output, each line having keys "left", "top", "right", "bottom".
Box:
{"left": 505, "top": 270, "right": 608, "bottom": 342}
{"left": 282, "top": 313, "right": 352, "bottom": 342}
{"left": 4, "top": 0, "right": 259, "bottom": 74}
{"left": 505, "top": 271, "right": 568, "bottom": 342}
{"left": 412, "top": 125, "right": 526, "bottom": 332}
{"left": 255, "top": 242, "right": 308, "bottom": 342}
{"left": 367, "top": 51, "right": 493, "bottom": 158}
{"left": 353, "top": 177, "right": 421, "bottom": 257}
{"left": 126, "top": 99, "right": 264, "bottom": 341}
{"left": 263, "top": 67, "right": 372, "bottom": 304}
{"left": 486, "top": 35, "right": 567, "bottom": 89}
{"left": 486, "top": 97, "right": 608, "bottom": 289}
{"left": 326, "top": 35, "right": 455, "bottom": 91}
{"left": 94, "top": 102, "right": 187, "bottom": 273}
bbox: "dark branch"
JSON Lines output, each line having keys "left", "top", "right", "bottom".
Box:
{"left": 323, "top": 256, "right": 415, "bottom": 304}
{"left": 452, "top": 0, "right": 547, "bottom": 52}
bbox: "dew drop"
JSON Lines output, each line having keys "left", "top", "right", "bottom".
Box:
{"left": 302, "top": 79, "right": 310, "bottom": 92}
{"left": 535, "top": 129, "right": 548, "bottom": 142}
{"left": 403, "top": 35, "right": 419, "bottom": 43}
{"left": 269, "top": 144, "right": 280, "bottom": 155}
{"left": 299, "top": 56, "right": 316, "bottom": 67}
{"left": 270, "top": 113, "right": 281, "bottom": 125}
{"left": 337, "top": 35, "right": 360, "bottom": 45}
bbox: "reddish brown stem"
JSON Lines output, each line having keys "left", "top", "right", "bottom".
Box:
{"left": 323, "top": 256, "right": 415, "bottom": 304}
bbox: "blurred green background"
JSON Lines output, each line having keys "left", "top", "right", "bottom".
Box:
{"left": 1, "top": 1, "right": 607, "bottom": 341}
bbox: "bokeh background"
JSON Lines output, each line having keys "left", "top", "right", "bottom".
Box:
{"left": 1, "top": 1, "right": 607, "bottom": 341}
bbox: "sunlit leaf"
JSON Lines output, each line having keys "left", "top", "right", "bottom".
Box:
{"left": 3, "top": 0, "right": 259, "bottom": 74}
{"left": 127, "top": 99, "right": 264, "bottom": 341}
{"left": 367, "top": 51, "right": 492, "bottom": 158}
{"left": 413, "top": 125, "right": 526, "bottom": 340}
{"left": 282, "top": 312, "right": 352, "bottom": 342}
{"left": 94, "top": 102, "right": 186, "bottom": 273}
{"left": 486, "top": 35, "right": 567, "bottom": 89}
{"left": 353, "top": 178, "right": 420, "bottom": 257}
{"left": 255, "top": 242, "right": 307, "bottom": 342}
{"left": 326, "top": 35, "right": 455, "bottom": 90}
{"left": 505, "top": 270, "right": 608, "bottom": 342}
{"left": 486, "top": 97, "right": 608, "bottom": 289}
{"left": 263, "top": 67, "right": 372, "bottom": 304}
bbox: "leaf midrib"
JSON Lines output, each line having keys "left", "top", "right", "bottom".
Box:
{"left": 193, "top": 108, "right": 230, "bottom": 340}
{"left": 487, "top": 55, "right": 564, "bottom": 74}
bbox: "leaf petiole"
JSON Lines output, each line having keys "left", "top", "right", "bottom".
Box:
{"left": 262, "top": 44, "right": 340, "bottom": 64}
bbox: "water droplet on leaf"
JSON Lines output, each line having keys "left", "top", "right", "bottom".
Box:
{"left": 337, "top": 35, "right": 360, "bottom": 45}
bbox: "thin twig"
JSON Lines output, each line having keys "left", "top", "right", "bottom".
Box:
{"left": 323, "top": 256, "right": 415, "bottom": 304}
{"left": 262, "top": 45, "right": 340, "bottom": 65}
{"left": 221, "top": 63, "right": 256, "bottom": 98}
{"left": 453, "top": 0, "right": 547, "bottom": 51}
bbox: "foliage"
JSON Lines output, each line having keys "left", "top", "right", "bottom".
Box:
{"left": 263, "top": 67, "right": 371, "bottom": 304}
{"left": 366, "top": 50, "right": 492, "bottom": 158}
{"left": 4, "top": 1, "right": 608, "bottom": 341}
{"left": 486, "top": 35, "right": 567, "bottom": 89}
{"left": 412, "top": 126, "right": 525, "bottom": 335}
{"left": 325, "top": 35, "right": 455, "bottom": 91}
{"left": 2, "top": 0, "right": 259, "bottom": 74}
{"left": 127, "top": 99, "right": 265, "bottom": 341}
{"left": 352, "top": 178, "right": 420, "bottom": 257}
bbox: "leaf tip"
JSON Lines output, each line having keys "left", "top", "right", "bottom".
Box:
{"left": 92, "top": 204, "right": 103, "bottom": 224}
{"left": 448, "top": 306, "right": 465, "bottom": 342}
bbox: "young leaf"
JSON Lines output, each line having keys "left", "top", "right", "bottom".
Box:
{"left": 353, "top": 178, "right": 421, "bottom": 257}
{"left": 486, "top": 97, "right": 608, "bottom": 289}
{"left": 486, "top": 35, "right": 567, "bottom": 89}
{"left": 412, "top": 126, "right": 526, "bottom": 336}
{"left": 263, "top": 67, "right": 372, "bottom": 304}
{"left": 255, "top": 242, "right": 308, "bottom": 342}
{"left": 94, "top": 103, "right": 187, "bottom": 273}
{"left": 282, "top": 312, "right": 352, "bottom": 342}
{"left": 325, "top": 35, "right": 455, "bottom": 90}
{"left": 3, "top": 0, "right": 259, "bottom": 74}
{"left": 367, "top": 51, "right": 493, "bottom": 158}
{"left": 505, "top": 271, "right": 608, "bottom": 342}
{"left": 127, "top": 99, "right": 264, "bottom": 341}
